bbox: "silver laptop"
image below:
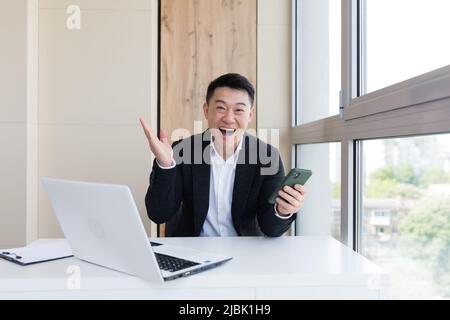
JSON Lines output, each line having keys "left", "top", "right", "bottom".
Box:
{"left": 42, "top": 178, "right": 232, "bottom": 282}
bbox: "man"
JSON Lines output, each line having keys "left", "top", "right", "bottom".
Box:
{"left": 139, "top": 73, "right": 306, "bottom": 237}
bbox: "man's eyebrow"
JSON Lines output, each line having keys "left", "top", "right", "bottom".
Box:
{"left": 214, "top": 100, "right": 248, "bottom": 107}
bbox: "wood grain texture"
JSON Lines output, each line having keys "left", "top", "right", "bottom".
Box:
{"left": 161, "top": 0, "right": 257, "bottom": 141}
{"left": 159, "top": 0, "right": 257, "bottom": 237}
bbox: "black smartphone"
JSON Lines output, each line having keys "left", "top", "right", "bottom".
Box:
{"left": 268, "top": 168, "right": 312, "bottom": 204}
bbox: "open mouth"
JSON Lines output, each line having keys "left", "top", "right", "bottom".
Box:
{"left": 219, "top": 127, "right": 236, "bottom": 137}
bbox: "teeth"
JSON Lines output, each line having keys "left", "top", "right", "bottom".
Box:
{"left": 219, "top": 128, "right": 236, "bottom": 137}
{"left": 220, "top": 128, "right": 236, "bottom": 132}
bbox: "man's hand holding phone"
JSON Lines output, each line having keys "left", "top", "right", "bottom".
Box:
{"left": 275, "top": 184, "right": 306, "bottom": 216}
{"left": 269, "top": 168, "right": 311, "bottom": 216}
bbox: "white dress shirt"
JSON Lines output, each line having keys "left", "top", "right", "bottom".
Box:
{"left": 156, "top": 137, "right": 293, "bottom": 237}
{"left": 199, "top": 139, "right": 243, "bottom": 237}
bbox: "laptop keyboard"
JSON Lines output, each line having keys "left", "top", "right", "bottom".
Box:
{"left": 154, "top": 253, "right": 200, "bottom": 272}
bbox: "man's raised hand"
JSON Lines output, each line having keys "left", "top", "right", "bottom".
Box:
{"left": 139, "top": 117, "right": 173, "bottom": 167}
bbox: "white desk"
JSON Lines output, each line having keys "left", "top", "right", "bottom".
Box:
{"left": 0, "top": 236, "right": 389, "bottom": 300}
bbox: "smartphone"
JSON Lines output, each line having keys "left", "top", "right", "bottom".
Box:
{"left": 268, "top": 168, "right": 312, "bottom": 204}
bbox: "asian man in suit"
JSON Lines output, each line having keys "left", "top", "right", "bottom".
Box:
{"left": 139, "top": 73, "right": 306, "bottom": 237}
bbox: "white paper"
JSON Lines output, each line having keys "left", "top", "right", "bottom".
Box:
{"left": 1, "top": 239, "right": 73, "bottom": 265}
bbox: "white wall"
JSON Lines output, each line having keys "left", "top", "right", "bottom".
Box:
{"left": 0, "top": 0, "right": 37, "bottom": 248}
{"left": 257, "top": 0, "right": 292, "bottom": 169}
{"left": 37, "top": 0, "right": 158, "bottom": 238}
{"left": 0, "top": 0, "right": 158, "bottom": 247}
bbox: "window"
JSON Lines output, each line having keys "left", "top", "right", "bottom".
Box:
{"left": 293, "top": 0, "right": 450, "bottom": 299}
{"left": 364, "top": 0, "right": 450, "bottom": 94}
{"left": 359, "top": 134, "right": 450, "bottom": 299}
{"left": 295, "top": 143, "right": 341, "bottom": 240}
{"left": 295, "top": 0, "right": 341, "bottom": 125}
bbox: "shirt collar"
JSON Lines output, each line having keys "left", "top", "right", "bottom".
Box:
{"left": 210, "top": 135, "right": 244, "bottom": 164}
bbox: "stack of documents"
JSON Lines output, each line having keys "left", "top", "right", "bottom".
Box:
{"left": 0, "top": 239, "right": 73, "bottom": 266}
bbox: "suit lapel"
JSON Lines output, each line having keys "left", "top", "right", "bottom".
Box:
{"left": 232, "top": 135, "right": 257, "bottom": 235}
{"left": 193, "top": 131, "right": 211, "bottom": 235}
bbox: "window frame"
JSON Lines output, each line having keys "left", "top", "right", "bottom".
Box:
{"left": 291, "top": 0, "right": 450, "bottom": 250}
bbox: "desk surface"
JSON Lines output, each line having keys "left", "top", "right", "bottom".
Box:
{"left": 0, "top": 236, "right": 389, "bottom": 299}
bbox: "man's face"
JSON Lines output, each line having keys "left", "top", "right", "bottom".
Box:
{"left": 203, "top": 87, "right": 254, "bottom": 149}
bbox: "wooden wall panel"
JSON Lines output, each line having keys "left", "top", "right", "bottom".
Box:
{"left": 159, "top": 0, "right": 257, "bottom": 236}
{"left": 160, "top": 0, "right": 257, "bottom": 141}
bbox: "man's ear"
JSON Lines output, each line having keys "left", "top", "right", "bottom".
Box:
{"left": 248, "top": 105, "right": 255, "bottom": 122}
{"left": 203, "top": 103, "right": 209, "bottom": 120}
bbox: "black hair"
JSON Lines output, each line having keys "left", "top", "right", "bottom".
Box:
{"left": 206, "top": 73, "right": 255, "bottom": 106}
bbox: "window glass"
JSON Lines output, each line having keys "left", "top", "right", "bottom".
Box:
{"left": 365, "top": 0, "right": 450, "bottom": 94}
{"left": 296, "top": 0, "right": 341, "bottom": 124}
{"left": 361, "top": 134, "right": 450, "bottom": 299}
{"left": 296, "top": 143, "right": 341, "bottom": 240}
